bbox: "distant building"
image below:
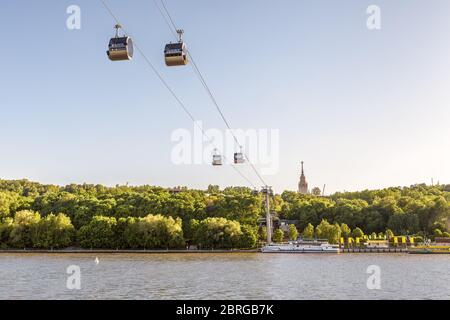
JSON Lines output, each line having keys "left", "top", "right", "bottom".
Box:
{"left": 298, "top": 161, "right": 309, "bottom": 194}
{"left": 169, "top": 186, "right": 186, "bottom": 194}
{"left": 435, "top": 237, "right": 450, "bottom": 245}
{"left": 258, "top": 212, "right": 279, "bottom": 230}
{"left": 279, "top": 220, "right": 300, "bottom": 233}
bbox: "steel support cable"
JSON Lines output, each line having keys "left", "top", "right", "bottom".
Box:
{"left": 99, "top": 0, "right": 256, "bottom": 189}
{"left": 156, "top": 0, "right": 269, "bottom": 187}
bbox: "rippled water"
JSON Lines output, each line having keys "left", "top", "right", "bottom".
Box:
{"left": 0, "top": 253, "right": 449, "bottom": 299}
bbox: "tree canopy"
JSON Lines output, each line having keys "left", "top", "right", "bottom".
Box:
{"left": 0, "top": 180, "right": 448, "bottom": 249}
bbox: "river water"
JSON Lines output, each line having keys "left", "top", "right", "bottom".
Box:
{"left": 0, "top": 253, "right": 449, "bottom": 300}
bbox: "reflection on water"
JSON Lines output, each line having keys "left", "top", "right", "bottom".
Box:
{"left": 0, "top": 253, "right": 449, "bottom": 300}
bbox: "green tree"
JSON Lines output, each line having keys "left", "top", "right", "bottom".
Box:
{"left": 340, "top": 223, "right": 351, "bottom": 238}
{"left": 208, "top": 193, "right": 261, "bottom": 226}
{"left": 302, "top": 223, "right": 315, "bottom": 239}
{"left": 31, "top": 213, "right": 74, "bottom": 249}
{"left": 0, "top": 179, "right": 448, "bottom": 249}
{"left": 414, "top": 236, "right": 424, "bottom": 243}
{"left": 385, "top": 229, "right": 394, "bottom": 239}
{"left": 184, "top": 219, "right": 200, "bottom": 245}
{"left": 0, "top": 218, "right": 14, "bottom": 248}
{"left": 193, "top": 217, "right": 243, "bottom": 249}
{"left": 272, "top": 229, "right": 284, "bottom": 243}
{"left": 330, "top": 223, "right": 342, "bottom": 244}
{"left": 9, "top": 210, "right": 41, "bottom": 248}
{"left": 315, "top": 220, "right": 332, "bottom": 239}
{"left": 258, "top": 226, "right": 268, "bottom": 241}
{"left": 296, "top": 197, "right": 334, "bottom": 229}
{"left": 351, "top": 227, "right": 364, "bottom": 238}
{"left": 387, "top": 213, "right": 419, "bottom": 235}
{"left": 239, "top": 224, "right": 257, "bottom": 248}
{"left": 288, "top": 224, "right": 298, "bottom": 241}
{"left": 0, "top": 191, "right": 22, "bottom": 218}
{"left": 207, "top": 185, "right": 220, "bottom": 194}
{"left": 78, "top": 216, "right": 117, "bottom": 248}
{"left": 315, "top": 220, "right": 341, "bottom": 244}
{"left": 332, "top": 199, "right": 368, "bottom": 229}
{"left": 126, "top": 214, "right": 184, "bottom": 249}
{"left": 311, "top": 187, "right": 322, "bottom": 196}
{"left": 115, "top": 217, "right": 135, "bottom": 249}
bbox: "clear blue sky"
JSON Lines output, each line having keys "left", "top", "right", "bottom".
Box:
{"left": 1, "top": 0, "right": 449, "bottom": 193}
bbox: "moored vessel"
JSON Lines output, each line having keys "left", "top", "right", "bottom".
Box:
{"left": 261, "top": 240, "right": 340, "bottom": 253}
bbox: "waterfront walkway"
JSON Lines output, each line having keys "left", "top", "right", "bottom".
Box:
{"left": 0, "top": 249, "right": 260, "bottom": 254}
{"left": 0, "top": 248, "right": 411, "bottom": 254}
{"left": 340, "top": 247, "right": 409, "bottom": 253}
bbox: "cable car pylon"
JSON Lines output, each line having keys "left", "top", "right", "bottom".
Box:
{"left": 261, "top": 186, "right": 273, "bottom": 244}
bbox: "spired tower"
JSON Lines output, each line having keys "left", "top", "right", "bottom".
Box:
{"left": 298, "top": 161, "right": 309, "bottom": 194}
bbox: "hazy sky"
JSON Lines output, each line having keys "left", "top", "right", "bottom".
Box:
{"left": 1, "top": 0, "right": 449, "bottom": 193}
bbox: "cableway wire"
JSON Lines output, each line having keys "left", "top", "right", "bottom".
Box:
{"left": 155, "top": 0, "right": 269, "bottom": 187}
{"left": 99, "top": 0, "right": 257, "bottom": 189}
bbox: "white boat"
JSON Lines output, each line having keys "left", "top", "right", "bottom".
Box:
{"left": 261, "top": 240, "right": 340, "bottom": 253}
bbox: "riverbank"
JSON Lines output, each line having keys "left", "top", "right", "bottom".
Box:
{"left": 0, "top": 248, "right": 412, "bottom": 254}
{"left": 341, "top": 247, "right": 409, "bottom": 253}
{"left": 3, "top": 248, "right": 450, "bottom": 254}
{"left": 0, "top": 249, "right": 260, "bottom": 254}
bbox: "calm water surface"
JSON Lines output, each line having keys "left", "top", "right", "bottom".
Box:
{"left": 0, "top": 253, "right": 449, "bottom": 299}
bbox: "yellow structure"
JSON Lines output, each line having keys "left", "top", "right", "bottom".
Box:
{"left": 364, "top": 240, "right": 389, "bottom": 249}
{"left": 410, "top": 245, "right": 450, "bottom": 254}
{"left": 390, "top": 236, "right": 415, "bottom": 246}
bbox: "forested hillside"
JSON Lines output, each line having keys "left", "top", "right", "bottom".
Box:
{"left": 0, "top": 180, "right": 448, "bottom": 249}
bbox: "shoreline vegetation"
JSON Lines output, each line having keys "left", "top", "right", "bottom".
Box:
{"left": 0, "top": 248, "right": 409, "bottom": 254}
{"left": 0, "top": 249, "right": 260, "bottom": 254}
{"left": 0, "top": 180, "right": 449, "bottom": 251}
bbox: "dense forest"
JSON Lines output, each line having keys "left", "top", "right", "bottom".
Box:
{"left": 0, "top": 180, "right": 449, "bottom": 249}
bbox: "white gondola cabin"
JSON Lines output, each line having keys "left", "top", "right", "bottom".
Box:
{"left": 212, "top": 149, "right": 223, "bottom": 166}
{"left": 234, "top": 151, "right": 245, "bottom": 164}
{"left": 212, "top": 155, "right": 222, "bottom": 166}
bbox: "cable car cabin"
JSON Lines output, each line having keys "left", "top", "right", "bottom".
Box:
{"left": 107, "top": 36, "right": 133, "bottom": 61}
{"left": 212, "top": 155, "right": 222, "bottom": 166}
{"left": 234, "top": 153, "right": 245, "bottom": 164}
{"left": 107, "top": 25, "right": 133, "bottom": 61}
{"left": 164, "top": 42, "right": 188, "bottom": 66}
